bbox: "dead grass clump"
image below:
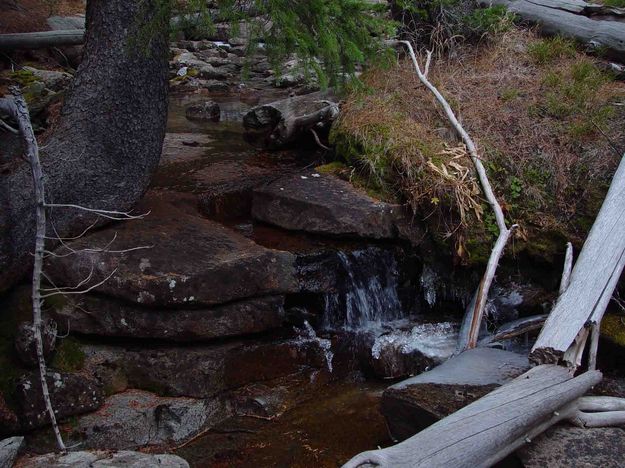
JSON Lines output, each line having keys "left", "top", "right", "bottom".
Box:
{"left": 333, "top": 27, "right": 625, "bottom": 264}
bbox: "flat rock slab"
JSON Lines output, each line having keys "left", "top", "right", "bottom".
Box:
{"left": 80, "top": 338, "right": 327, "bottom": 399}
{"left": 252, "top": 173, "right": 400, "bottom": 239}
{"left": 16, "top": 450, "right": 189, "bottom": 468}
{"left": 46, "top": 197, "right": 297, "bottom": 308}
{"left": 64, "top": 390, "right": 229, "bottom": 451}
{"left": 381, "top": 348, "right": 530, "bottom": 440}
{"left": 51, "top": 294, "right": 286, "bottom": 342}
{"left": 517, "top": 425, "right": 625, "bottom": 468}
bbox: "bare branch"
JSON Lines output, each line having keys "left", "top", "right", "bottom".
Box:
{"left": 45, "top": 203, "right": 150, "bottom": 220}
{"left": 559, "top": 242, "right": 574, "bottom": 295}
{"left": 41, "top": 268, "right": 119, "bottom": 298}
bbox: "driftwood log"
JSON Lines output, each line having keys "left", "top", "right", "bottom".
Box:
{"left": 479, "top": 0, "right": 625, "bottom": 61}
{"left": 531, "top": 155, "right": 625, "bottom": 365}
{"left": 343, "top": 366, "right": 602, "bottom": 467}
{"left": 0, "top": 30, "right": 85, "bottom": 50}
{"left": 243, "top": 91, "right": 339, "bottom": 149}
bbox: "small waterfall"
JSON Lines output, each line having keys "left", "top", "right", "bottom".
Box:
{"left": 322, "top": 248, "right": 403, "bottom": 330}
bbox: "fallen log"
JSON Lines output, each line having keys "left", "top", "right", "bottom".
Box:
{"left": 381, "top": 348, "right": 530, "bottom": 440}
{"left": 531, "top": 155, "right": 625, "bottom": 366}
{"left": 343, "top": 366, "right": 602, "bottom": 468}
{"left": 0, "top": 30, "right": 85, "bottom": 50}
{"left": 243, "top": 91, "right": 338, "bottom": 149}
{"left": 479, "top": 0, "right": 625, "bottom": 61}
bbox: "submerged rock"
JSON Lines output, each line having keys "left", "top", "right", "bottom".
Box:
{"left": 185, "top": 101, "right": 221, "bottom": 122}
{"left": 16, "top": 372, "right": 104, "bottom": 430}
{"left": 14, "top": 320, "right": 57, "bottom": 367}
{"left": 45, "top": 198, "right": 297, "bottom": 308}
{"left": 51, "top": 295, "right": 286, "bottom": 342}
{"left": 252, "top": 173, "right": 400, "bottom": 239}
{"left": 17, "top": 450, "right": 189, "bottom": 468}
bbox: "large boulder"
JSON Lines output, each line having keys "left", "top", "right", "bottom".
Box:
{"left": 16, "top": 372, "right": 104, "bottom": 430}
{"left": 252, "top": 173, "right": 401, "bottom": 239}
{"left": 517, "top": 426, "right": 625, "bottom": 467}
{"left": 51, "top": 295, "right": 286, "bottom": 342}
{"left": 381, "top": 348, "right": 530, "bottom": 440}
{"left": 16, "top": 450, "right": 189, "bottom": 468}
{"left": 45, "top": 197, "right": 298, "bottom": 308}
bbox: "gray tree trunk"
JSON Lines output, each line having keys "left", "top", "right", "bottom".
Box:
{"left": 0, "top": 0, "right": 169, "bottom": 292}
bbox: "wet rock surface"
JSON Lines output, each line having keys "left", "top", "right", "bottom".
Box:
{"left": 16, "top": 372, "right": 104, "bottom": 430}
{"left": 185, "top": 100, "right": 221, "bottom": 122}
{"left": 517, "top": 426, "right": 625, "bottom": 468}
{"left": 51, "top": 295, "right": 286, "bottom": 342}
{"left": 381, "top": 348, "right": 530, "bottom": 440}
{"left": 252, "top": 173, "right": 401, "bottom": 239}
{"left": 45, "top": 197, "right": 298, "bottom": 308}
{"left": 16, "top": 450, "right": 189, "bottom": 468}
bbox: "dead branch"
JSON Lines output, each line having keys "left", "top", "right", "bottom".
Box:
{"left": 4, "top": 87, "right": 66, "bottom": 451}
{"left": 389, "top": 40, "right": 516, "bottom": 351}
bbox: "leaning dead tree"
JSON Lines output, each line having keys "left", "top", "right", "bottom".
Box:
{"left": 0, "top": 87, "right": 65, "bottom": 451}
{"left": 531, "top": 156, "right": 625, "bottom": 366}
{"left": 388, "top": 40, "right": 516, "bottom": 351}
{"left": 0, "top": 87, "right": 151, "bottom": 451}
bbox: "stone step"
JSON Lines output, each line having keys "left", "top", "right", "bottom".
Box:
{"left": 45, "top": 195, "right": 298, "bottom": 309}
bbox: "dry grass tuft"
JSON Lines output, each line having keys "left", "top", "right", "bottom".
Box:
{"left": 333, "top": 28, "right": 625, "bottom": 264}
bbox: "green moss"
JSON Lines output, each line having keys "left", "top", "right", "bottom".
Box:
{"left": 527, "top": 36, "right": 576, "bottom": 65}
{"left": 601, "top": 314, "right": 625, "bottom": 347}
{"left": 51, "top": 337, "right": 85, "bottom": 372}
{"left": 602, "top": 0, "right": 625, "bottom": 7}
{"left": 315, "top": 161, "right": 348, "bottom": 174}
{"left": 9, "top": 69, "right": 38, "bottom": 87}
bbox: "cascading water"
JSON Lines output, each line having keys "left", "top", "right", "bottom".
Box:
{"left": 322, "top": 248, "right": 403, "bottom": 331}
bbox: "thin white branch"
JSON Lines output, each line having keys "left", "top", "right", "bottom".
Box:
{"left": 41, "top": 263, "right": 95, "bottom": 292}
{"left": 310, "top": 128, "right": 330, "bottom": 150}
{"left": 6, "top": 86, "right": 66, "bottom": 451}
{"left": 390, "top": 40, "right": 513, "bottom": 351}
{"left": 44, "top": 218, "right": 99, "bottom": 241}
{"left": 45, "top": 203, "right": 150, "bottom": 220}
{"left": 0, "top": 117, "right": 18, "bottom": 134}
{"left": 424, "top": 50, "right": 433, "bottom": 78}
{"left": 40, "top": 268, "right": 119, "bottom": 299}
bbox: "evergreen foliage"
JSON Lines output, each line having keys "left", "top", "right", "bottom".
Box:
{"left": 154, "top": 0, "right": 397, "bottom": 87}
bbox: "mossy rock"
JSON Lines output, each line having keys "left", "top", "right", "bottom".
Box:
{"left": 51, "top": 337, "right": 86, "bottom": 373}
{"left": 601, "top": 314, "right": 625, "bottom": 348}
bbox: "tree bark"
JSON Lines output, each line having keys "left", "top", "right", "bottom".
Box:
{"left": 0, "top": 0, "right": 169, "bottom": 292}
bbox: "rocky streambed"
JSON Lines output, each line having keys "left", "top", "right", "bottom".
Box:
{"left": 2, "top": 35, "right": 625, "bottom": 468}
